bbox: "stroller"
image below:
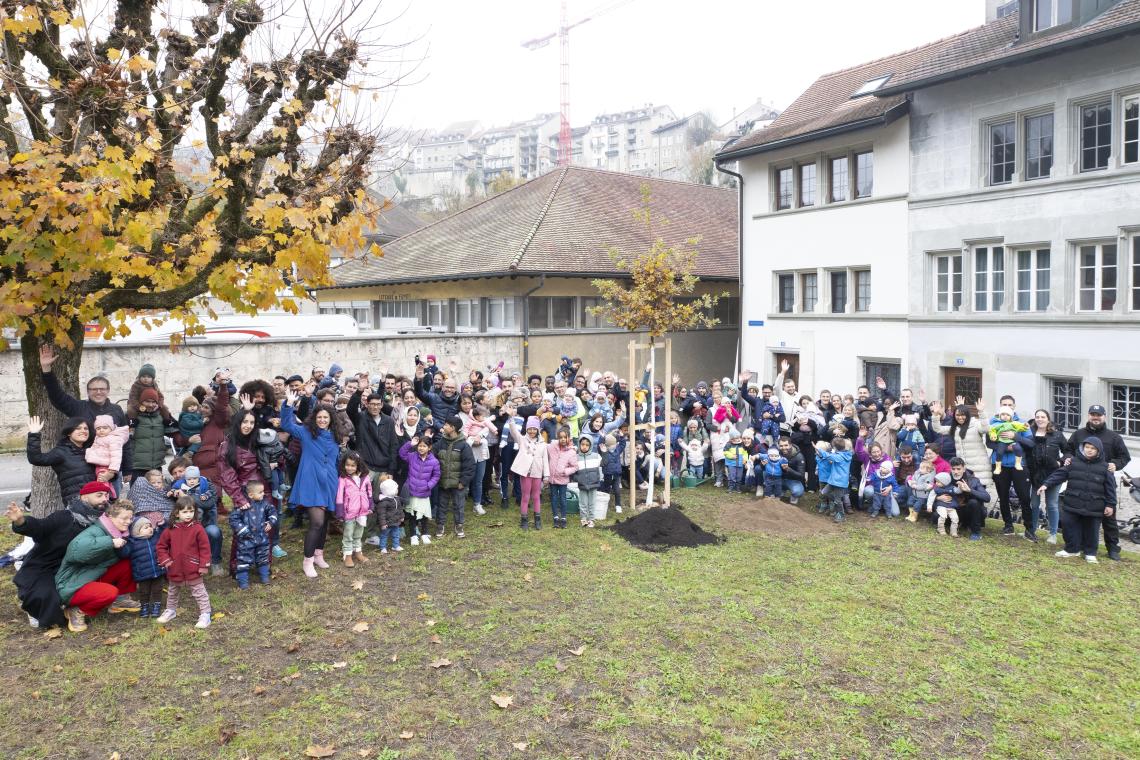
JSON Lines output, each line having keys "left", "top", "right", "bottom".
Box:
{"left": 1118, "top": 475, "right": 1140, "bottom": 545}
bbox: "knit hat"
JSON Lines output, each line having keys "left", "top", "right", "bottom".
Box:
{"left": 604, "top": 434, "right": 617, "bottom": 448}
{"left": 379, "top": 479, "right": 399, "bottom": 498}
{"left": 79, "top": 481, "right": 114, "bottom": 497}
{"left": 258, "top": 428, "right": 277, "bottom": 445}
{"left": 526, "top": 416, "right": 541, "bottom": 431}
{"left": 93, "top": 414, "right": 114, "bottom": 430}
{"left": 877, "top": 461, "right": 894, "bottom": 477}
{"left": 444, "top": 415, "right": 463, "bottom": 433}
{"left": 138, "top": 363, "right": 156, "bottom": 379}
{"left": 934, "top": 472, "right": 952, "bottom": 487}
{"left": 767, "top": 449, "right": 781, "bottom": 462}
{"left": 130, "top": 515, "right": 153, "bottom": 537}
{"left": 139, "top": 388, "right": 160, "bottom": 404}
{"left": 182, "top": 397, "right": 198, "bottom": 411}
{"left": 184, "top": 466, "right": 201, "bottom": 481}
{"left": 426, "top": 354, "right": 437, "bottom": 362}
{"left": 564, "top": 388, "right": 577, "bottom": 398}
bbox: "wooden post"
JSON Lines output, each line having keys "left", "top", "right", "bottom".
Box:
{"left": 628, "top": 338, "right": 637, "bottom": 510}
{"left": 663, "top": 336, "right": 672, "bottom": 507}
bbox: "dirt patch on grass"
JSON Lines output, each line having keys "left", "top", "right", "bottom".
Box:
{"left": 611, "top": 506, "right": 723, "bottom": 552}
{"left": 716, "top": 497, "right": 840, "bottom": 538}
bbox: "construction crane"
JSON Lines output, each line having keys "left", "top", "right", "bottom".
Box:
{"left": 522, "top": 0, "right": 636, "bottom": 167}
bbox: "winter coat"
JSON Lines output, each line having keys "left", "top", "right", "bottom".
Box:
{"left": 574, "top": 443, "right": 603, "bottom": 490}
{"left": 908, "top": 470, "right": 935, "bottom": 498}
{"left": 336, "top": 475, "right": 373, "bottom": 521}
{"left": 587, "top": 400, "right": 614, "bottom": 424}
{"left": 931, "top": 414, "right": 994, "bottom": 498}
{"left": 465, "top": 418, "right": 496, "bottom": 463}
{"left": 350, "top": 405, "right": 400, "bottom": 474}
{"left": 723, "top": 443, "right": 749, "bottom": 469}
{"left": 172, "top": 477, "right": 219, "bottom": 519}
{"left": 1042, "top": 437, "right": 1117, "bottom": 517}
{"left": 778, "top": 444, "right": 806, "bottom": 483}
{"left": 546, "top": 442, "right": 580, "bottom": 485}
{"left": 764, "top": 456, "right": 787, "bottom": 478}
{"left": 413, "top": 376, "right": 460, "bottom": 431}
{"left": 815, "top": 448, "right": 852, "bottom": 489}
{"left": 12, "top": 497, "right": 103, "bottom": 627}
{"left": 178, "top": 411, "right": 205, "bottom": 446}
{"left": 434, "top": 432, "right": 476, "bottom": 491}
{"left": 710, "top": 430, "right": 730, "bottom": 462}
{"left": 156, "top": 519, "right": 211, "bottom": 583}
{"left": 126, "top": 528, "right": 164, "bottom": 582}
{"left": 131, "top": 410, "right": 176, "bottom": 472}
{"left": 55, "top": 521, "right": 127, "bottom": 605}
{"left": 1066, "top": 423, "right": 1132, "bottom": 472}
{"left": 375, "top": 495, "right": 402, "bottom": 528}
{"left": 869, "top": 469, "right": 898, "bottom": 493}
{"left": 229, "top": 499, "right": 278, "bottom": 549}
{"left": 601, "top": 438, "right": 626, "bottom": 476}
{"left": 897, "top": 427, "right": 927, "bottom": 460}
{"left": 508, "top": 421, "right": 550, "bottom": 479}
{"left": 127, "top": 379, "right": 173, "bottom": 422}
{"left": 1025, "top": 426, "right": 1066, "bottom": 488}
{"left": 42, "top": 370, "right": 132, "bottom": 473}
{"left": 27, "top": 432, "right": 96, "bottom": 503}
{"left": 870, "top": 408, "right": 903, "bottom": 459}
{"left": 398, "top": 441, "right": 442, "bottom": 497}
{"left": 936, "top": 469, "right": 992, "bottom": 510}
{"left": 279, "top": 403, "right": 340, "bottom": 511}
{"left": 85, "top": 426, "right": 131, "bottom": 473}
{"left": 216, "top": 438, "right": 265, "bottom": 508}
{"left": 739, "top": 386, "right": 785, "bottom": 438}
{"left": 191, "top": 382, "right": 231, "bottom": 482}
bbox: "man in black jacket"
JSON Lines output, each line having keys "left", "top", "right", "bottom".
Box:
{"left": 775, "top": 437, "right": 806, "bottom": 504}
{"left": 348, "top": 392, "right": 399, "bottom": 481}
{"left": 937, "top": 458, "right": 992, "bottom": 540}
{"left": 1066, "top": 404, "right": 1131, "bottom": 561}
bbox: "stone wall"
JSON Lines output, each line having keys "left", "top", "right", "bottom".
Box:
{"left": 0, "top": 334, "right": 521, "bottom": 446}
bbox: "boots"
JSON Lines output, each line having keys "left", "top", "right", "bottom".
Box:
{"left": 1014, "top": 456, "right": 1023, "bottom": 471}
{"left": 936, "top": 521, "right": 946, "bottom": 535}
{"left": 343, "top": 553, "right": 354, "bottom": 568}
{"left": 302, "top": 557, "right": 318, "bottom": 578}
{"left": 949, "top": 521, "right": 959, "bottom": 538}
{"left": 520, "top": 515, "right": 529, "bottom": 530}
{"left": 353, "top": 550, "right": 369, "bottom": 564}
{"left": 906, "top": 510, "right": 918, "bottom": 523}
{"left": 313, "top": 549, "right": 330, "bottom": 569}
{"left": 533, "top": 513, "right": 542, "bottom": 530}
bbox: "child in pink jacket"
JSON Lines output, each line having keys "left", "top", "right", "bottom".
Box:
{"left": 85, "top": 414, "right": 130, "bottom": 496}
{"left": 335, "top": 452, "right": 372, "bottom": 567}
{"left": 507, "top": 412, "right": 549, "bottom": 531}
{"left": 546, "top": 426, "right": 580, "bottom": 529}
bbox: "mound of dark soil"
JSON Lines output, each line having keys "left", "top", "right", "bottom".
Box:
{"left": 611, "top": 506, "right": 723, "bottom": 552}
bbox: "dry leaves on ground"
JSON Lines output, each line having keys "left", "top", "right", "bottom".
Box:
{"left": 429, "top": 634, "right": 442, "bottom": 644}
{"left": 304, "top": 745, "right": 336, "bottom": 758}
{"left": 351, "top": 621, "right": 369, "bottom": 633}
{"left": 43, "top": 628, "right": 63, "bottom": 640}
{"left": 491, "top": 694, "right": 514, "bottom": 709}
{"left": 568, "top": 646, "right": 586, "bottom": 657}
{"left": 513, "top": 742, "right": 528, "bottom": 751}
{"left": 286, "top": 641, "right": 301, "bottom": 653}
{"left": 399, "top": 730, "right": 415, "bottom": 740}
{"left": 352, "top": 579, "right": 365, "bottom": 590}
{"left": 331, "top": 661, "right": 348, "bottom": 669}
{"left": 429, "top": 658, "right": 452, "bottom": 669}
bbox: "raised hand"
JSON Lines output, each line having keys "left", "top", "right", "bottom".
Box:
{"left": 739, "top": 370, "right": 752, "bottom": 383}
{"left": 917, "top": 389, "right": 926, "bottom": 403}
{"left": 955, "top": 395, "right": 965, "bottom": 407}
{"left": 780, "top": 360, "right": 790, "bottom": 374}
{"left": 239, "top": 393, "right": 254, "bottom": 410}
{"left": 284, "top": 389, "right": 299, "bottom": 407}
{"left": 5, "top": 501, "right": 24, "bottom": 525}
{"left": 38, "top": 344, "right": 57, "bottom": 372}
{"left": 876, "top": 376, "right": 887, "bottom": 390}
{"left": 27, "top": 416, "right": 43, "bottom": 434}
{"left": 975, "top": 398, "right": 985, "bottom": 413}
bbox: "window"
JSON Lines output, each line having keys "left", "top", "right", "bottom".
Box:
{"left": 487, "top": 297, "right": 518, "bottom": 330}
{"left": 854, "top": 270, "right": 871, "bottom": 312}
{"left": 1050, "top": 379, "right": 1082, "bottom": 432}
{"left": 377, "top": 299, "right": 419, "bottom": 319}
{"left": 830, "top": 156, "right": 848, "bottom": 202}
{"left": 799, "top": 163, "right": 816, "bottom": 207}
{"left": 580, "top": 297, "right": 615, "bottom": 329}
{"left": 934, "top": 254, "right": 963, "bottom": 312}
{"left": 1080, "top": 101, "right": 1112, "bottom": 172}
{"left": 1125, "top": 96, "right": 1139, "bottom": 165}
{"left": 830, "top": 270, "right": 848, "bottom": 313}
{"left": 455, "top": 298, "right": 479, "bottom": 331}
{"left": 852, "top": 75, "right": 892, "bottom": 98}
{"left": 777, "top": 274, "right": 794, "bottom": 313}
{"left": 319, "top": 300, "right": 372, "bottom": 328}
{"left": 989, "top": 121, "right": 1015, "bottom": 185}
{"left": 426, "top": 299, "right": 448, "bottom": 329}
{"left": 1015, "top": 248, "right": 1051, "bottom": 311}
{"left": 1111, "top": 383, "right": 1140, "bottom": 437}
{"left": 713, "top": 296, "right": 740, "bottom": 327}
{"left": 1131, "top": 236, "right": 1140, "bottom": 310}
{"left": 1077, "top": 243, "right": 1117, "bottom": 311}
{"left": 528, "top": 296, "right": 575, "bottom": 330}
{"left": 1033, "top": 0, "right": 1072, "bottom": 31}
{"left": 854, "top": 151, "right": 873, "bottom": 198}
{"left": 974, "top": 246, "right": 1005, "bottom": 312}
{"left": 1025, "top": 113, "right": 1054, "bottom": 180}
{"left": 776, "top": 167, "right": 793, "bottom": 210}
{"left": 801, "top": 272, "right": 818, "bottom": 312}
{"left": 863, "top": 361, "right": 901, "bottom": 396}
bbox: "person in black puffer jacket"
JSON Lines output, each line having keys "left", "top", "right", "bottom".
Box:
{"left": 1024, "top": 410, "right": 1067, "bottom": 543}
{"left": 1065, "top": 405, "right": 1131, "bottom": 561}
{"left": 26, "top": 416, "right": 97, "bottom": 503}
{"left": 1040, "top": 436, "right": 1116, "bottom": 562}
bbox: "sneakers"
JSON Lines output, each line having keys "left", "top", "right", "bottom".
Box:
{"left": 474, "top": 504, "right": 486, "bottom": 516}
{"left": 411, "top": 535, "right": 421, "bottom": 546}
{"left": 789, "top": 496, "right": 799, "bottom": 506}
{"left": 365, "top": 536, "right": 381, "bottom": 547}
{"left": 615, "top": 505, "right": 623, "bottom": 514}
{"left": 456, "top": 528, "right": 465, "bottom": 538}
{"left": 108, "top": 595, "right": 140, "bottom": 613}
{"left": 1107, "top": 549, "right": 1122, "bottom": 562}
{"left": 343, "top": 554, "right": 355, "bottom": 567}
{"left": 949, "top": 524, "right": 959, "bottom": 538}
{"left": 156, "top": 608, "right": 177, "bottom": 624}
{"left": 1085, "top": 555, "right": 1098, "bottom": 564}
{"left": 380, "top": 548, "right": 388, "bottom": 554}
{"left": 1001, "top": 525, "right": 1015, "bottom": 536}
{"left": 1055, "top": 550, "right": 1079, "bottom": 558}
{"left": 211, "top": 562, "right": 225, "bottom": 576}
{"left": 936, "top": 522, "right": 946, "bottom": 535}
{"left": 638, "top": 482, "right": 649, "bottom": 490}
{"left": 272, "top": 545, "right": 288, "bottom": 558}
{"left": 65, "top": 607, "right": 87, "bottom": 632}
{"left": 969, "top": 533, "right": 982, "bottom": 541}
{"left": 394, "top": 545, "right": 404, "bottom": 552}
{"left": 195, "top": 612, "right": 212, "bottom": 629}
{"left": 435, "top": 528, "right": 445, "bottom": 538}
{"left": 586, "top": 520, "right": 595, "bottom": 528}
{"left": 1046, "top": 533, "right": 1058, "bottom": 545}
{"left": 421, "top": 535, "right": 431, "bottom": 545}
{"left": 26, "top": 614, "right": 38, "bottom": 628}
{"left": 1023, "top": 531, "right": 1038, "bottom": 543}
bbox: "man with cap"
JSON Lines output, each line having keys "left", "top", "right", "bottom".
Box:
{"left": 1066, "top": 404, "right": 1131, "bottom": 560}
{"left": 5, "top": 481, "right": 125, "bottom": 628}
{"left": 37, "top": 344, "right": 132, "bottom": 479}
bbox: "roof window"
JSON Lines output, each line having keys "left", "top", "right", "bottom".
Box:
{"left": 852, "top": 74, "right": 892, "bottom": 98}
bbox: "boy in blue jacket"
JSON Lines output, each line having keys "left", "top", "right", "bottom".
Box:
{"left": 229, "top": 481, "right": 278, "bottom": 588}
{"left": 815, "top": 438, "right": 853, "bottom": 523}
{"left": 868, "top": 460, "right": 899, "bottom": 518}
{"left": 127, "top": 516, "right": 165, "bottom": 618}
{"left": 600, "top": 433, "right": 626, "bottom": 514}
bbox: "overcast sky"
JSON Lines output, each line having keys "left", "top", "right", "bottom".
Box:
{"left": 375, "top": 0, "right": 985, "bottom": 132}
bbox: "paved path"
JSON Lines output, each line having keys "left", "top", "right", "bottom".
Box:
{"left": 0, "top": 453, "right": 32, "bottom": 503}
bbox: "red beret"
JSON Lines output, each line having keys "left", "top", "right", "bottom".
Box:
{"left": 140, "top": 388, "right": 160, "bottom": 404}
{"left": 79, "top": 481, "right": 114, "bottom": 496}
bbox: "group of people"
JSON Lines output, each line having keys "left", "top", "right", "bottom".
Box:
{"left": 8, "top": 349, "right": 1132, "bottom": 634}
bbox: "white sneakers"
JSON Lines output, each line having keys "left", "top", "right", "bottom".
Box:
{"left": 380, "top": 548, "right": 388, "bottom": 554}
{"left": 1045, "top": 534, "right": 1058, "bottom": 545}
{"left": 365, "top": 536, "right": 381, "bottom": 546}
{"left": 394, "top": 546, "right": 404, "bottom": 552}
{"left": 615, "top": 505, "right": 622, "bottom": 514}
{"left": 195, "top": 613, "right": 212, "bottom": 629}
{"left": 474, "top": 504, "right": 486, "bottom": 515}
{"left": 1054, "top": 550, "right": 1079, "bottom": 558}
{"left": 410, "top": 535, "right": 420, "bottom": 546}
{"left": 157, "top": 609, "right": 177, "bottom": 624}
{"left": 1085, "top": 555, "right": 1098, "bottom": 564}
{"left": 421, "top": 535, "right": 431, "bottom": 545}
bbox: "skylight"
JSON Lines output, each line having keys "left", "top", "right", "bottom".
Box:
{"left": 852, "top": 74, "right": 892, "bottom": 98}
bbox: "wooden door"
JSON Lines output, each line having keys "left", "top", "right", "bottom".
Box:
{"left": 775, "top": 352, "right": 799, "bottom": 386}
{"left": 943, "top": 367, "right": 982, "bottom": 414}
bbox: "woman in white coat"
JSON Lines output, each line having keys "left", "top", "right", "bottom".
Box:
{"left": 930, "top": 398, "right": 996, "bottom": 502}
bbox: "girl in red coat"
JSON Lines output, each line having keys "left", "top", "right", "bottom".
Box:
{"left": 156, "top": 496, "right": 213, "bottom": 628}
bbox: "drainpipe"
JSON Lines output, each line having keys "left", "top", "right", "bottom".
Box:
{"left": 715, "top": 159, "right": 745, "bottom": 377}
{"left": 521, "top": 273, "right": 546, "bottom": 374}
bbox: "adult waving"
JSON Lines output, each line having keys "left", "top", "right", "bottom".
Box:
{"left": 279, "top": 389, "right": 342, "bottom": 578}
{"left": 26, "top": 416, "right": 97, "bottom": 503}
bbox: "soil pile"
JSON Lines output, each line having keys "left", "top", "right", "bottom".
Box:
{"left": 717, "top": 497, "right": 839, "bottom": 538}
{"left": 611, "top": 507, "right": 723, "bottom": 552}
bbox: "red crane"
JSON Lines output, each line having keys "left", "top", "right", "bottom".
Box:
{"left": 522, "top": 0, "right": 635, "bottom": 167}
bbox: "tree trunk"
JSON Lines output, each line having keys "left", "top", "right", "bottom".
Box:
{"left": 20, "top": 320, "right": 86, "bottom": 517}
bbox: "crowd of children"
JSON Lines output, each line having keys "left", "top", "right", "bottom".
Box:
{"left": 9, "top": 351, "right": 1134, "bottom": 634}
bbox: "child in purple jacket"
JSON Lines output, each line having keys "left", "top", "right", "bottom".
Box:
{"left": 398, "top": 437, "right": 441, "bottom": 546}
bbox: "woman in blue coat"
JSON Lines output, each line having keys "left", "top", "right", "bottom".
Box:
{"left": 281, "top": 390, "right": 344, "bottom": 578}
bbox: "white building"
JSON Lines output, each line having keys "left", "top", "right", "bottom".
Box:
{"left": 479, "top": 113, "right": 560, "bottom": 185}
{"left": 569, "top": 104, "right": 677, "bottom": 174}
{"left": 720, "top": 0, "right": 1140, "bottom": 442}
{"left": 406, "top": 121, "right": 483, "bottom": 199}
{"left": 650, "top": 112, "right": 717, "bottom": 180}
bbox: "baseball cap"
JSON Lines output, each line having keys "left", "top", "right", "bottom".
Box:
{"left": 1088, "top": 404, "right": 1107, "bottom": 415}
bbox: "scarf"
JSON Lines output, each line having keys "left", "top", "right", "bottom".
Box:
{"left": 99, "top": 513, "right": 127, "bottom": 539}
{"left": 67, "top": 497, "right": 102, "bottom": 528}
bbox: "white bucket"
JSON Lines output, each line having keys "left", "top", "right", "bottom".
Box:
{"left": 595, "top": 490, "right": 610, "bottom": 520}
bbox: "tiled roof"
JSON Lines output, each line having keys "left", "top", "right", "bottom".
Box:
{"left": 365, "top": 202, "right": 425, "bottom": 244}
{"left": 326, "top": 167, "right": 738, "bottom": 288}
{"left": 879, "top": 1, "right": 1140, "bottom": 93}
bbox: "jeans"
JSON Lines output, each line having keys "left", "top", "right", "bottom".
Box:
{"left": 199, "top": 505, "right": 223, "bottom": 564}
{"left": 726, "top": 464, "right": 743, "bottom": 490}
{"left": 1031, "top": 484, "right": 1060, "bottom": 535}
{"left": 763, "top": 475, "right": 782, "bottom": 497}
{"left": 781, "top": 480, "right": 805, "bottom": 499}
{"left": 894, "top": 484, "right": 912, "bottom": 509}
{"left": 470, "top": 460, "right": 487, "bottom": 506}
{"left": 379, "top": 525, "right": 402, "bottom": 550}
{"left": 550, "top": 484, "right": 568, "bottom": 520}
{"left": 907, "top": 493, "right": 929, "bottom": 517}
{"left": 437, "top": 488, "right": 464, "bottom": 530}
{"left": 869, "top": 492, "right": 899, "bottom": 517}
{"left": 1062, "top": 510, "right": 1100, "bottom": 556}
{"left": 688, "top": 463, "right": 705, "bottom": 479}
{"left": 500, "top": 449, "right": 522, "bottom": 503}
{"left": 603, "top": 473, "right": 622, "bottom": 508}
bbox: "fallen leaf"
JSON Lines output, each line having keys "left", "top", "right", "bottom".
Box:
{"left": 599, "top": 543, "right": 612, "bottom": 552}
{"left": 304, "top": 745, "right": 336, "bottom": 758}
{"left": 491, "top": 694, "right": 514, "bottom": 709}
{"left": 425, "top": 619, "right": 436, "bottom": 627}
{"left": 512, "top": 742, "right": 528, "bottom": 751}
{"left": 253, "top": 685, "right": 266, "bottom": 695}
{"left": 352, "top": 579, "right": 365, "bottom": 591}
{"left": 417, "top": 592, "right": 431, "bottom": 601}
{"left": 286, "top": 641, "right": 301, "bottom": 653}
{"left": 568, "top": 646, "right": 586, "bottom": 657}
{"left": 331, "top": 661, "right": 348, "bottom": 669}
{"left": 157, "top": 626, "right": 171, "bottom": 635}
{"left": 102, "top": 637, "right": 120, "bottom": 646}
{"left": 489, "top": 521, "right": 504, "bottom": 528}
{"left": 109, "top": 753, "right": 121, "bottom": 760}
{"left": 389, "top": 653, "right": 398, "bottom": 663}
{"left": 30, "top": 691, "right": 40, "bottom": 700}
{"left": 200, "top": 690, "right": 214, "bottom": 697}
{"left": 357, "top": 751, "right": 374, "bottom": 758}
{"left": 52, "top": 664, "right": 63, "bottom": 672}
{"left": 43, "top": 629, "right": 63, "bottom": 640}
{"left": 218, "top": 725, "right": 237, "bottom": 745}
{"left": 212, "top": 612, "right": 225, "bottom": 620}
{"left": 429, "top": 634, "right": 442, "bottom": 645}
{"left": 399, "top": 730, "right": 415, "bottom": 740}
{"left": 351, "top": 621, "right": 369, "bottom": 633}
{"left": 119, "top": 632, "right": 131, "bottom": 639}
{"left": 523, "top": 572, "right": 532, "bottom": 583}
{"left": 289, "top": 672, "right": 302, "bottom": 680}
{"left": 429, "top": 658, "right": 452, "bottom": 669}
{"left": 554, "top": 660, "right": 568, "bottom": 672}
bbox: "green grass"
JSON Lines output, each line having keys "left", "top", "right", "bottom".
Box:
{"left": 1, "top": 488, "right": 1137, "bottom": 759}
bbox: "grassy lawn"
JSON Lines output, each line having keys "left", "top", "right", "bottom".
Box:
{"left": 1, "top": 487, "right": 1137, "bottom": 759}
